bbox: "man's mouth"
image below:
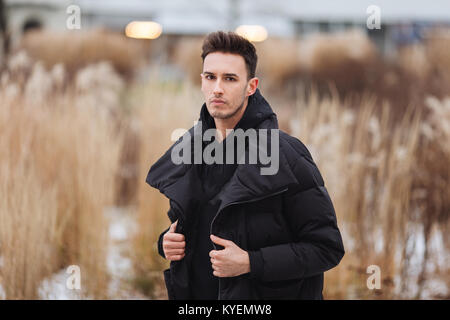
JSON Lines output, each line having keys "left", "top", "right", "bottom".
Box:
{"left": 211, "top": 99, "right": 225, "bottom": 105}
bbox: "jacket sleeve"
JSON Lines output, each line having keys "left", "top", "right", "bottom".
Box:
{"left": 248, "top": 165, "right": 345, "bottom": 282}
{"left": 157, "top": 226, "right": 170, "bottom": 259}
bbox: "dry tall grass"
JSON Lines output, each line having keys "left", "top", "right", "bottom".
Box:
{"left": 290, "top": 89, "right": 449, "bottom": 299}
{"left": 128, "top": 75, "right": 202, "bottom": 298}
{"left": 18, "top": 29, "right": 147, "bottom": 80}
{"left": 1, "top": 29, "right": 448, "bottom": 300}
{"left": 0, "top": 52, "right": 125, "bottom": 299}
{"left": 0, "top": 144, "right": 58, "bottom": 299}
{"left": 169, "top": 29, "right": 450, "bottom": 125}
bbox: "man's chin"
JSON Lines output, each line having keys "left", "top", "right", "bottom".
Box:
{"left": 211, "top": 111, "right": 234, "bottom": 120}
{"left": 210, "top": 108, "right": 232, "bottom": 119}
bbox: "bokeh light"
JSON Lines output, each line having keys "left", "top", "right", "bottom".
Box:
{"left": 125, "top": 21, "right": 162, "bottom": 39}
{"left": 235, "top": 25, "right": 268, "bottom": 42}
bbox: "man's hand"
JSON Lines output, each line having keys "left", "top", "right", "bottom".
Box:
{"left": 162, "top": 220, "right": 185, "bottom": 261}
{"left": 209, "top": 234, "right": 250, "bottom": 277}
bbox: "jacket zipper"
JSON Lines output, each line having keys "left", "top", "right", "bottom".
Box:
{"left": 209, "top": 187, "right": 289, "bottom": 300}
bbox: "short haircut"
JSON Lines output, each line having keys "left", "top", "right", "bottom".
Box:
{"left": 201, "top": 31, "right": 258, "bottom": 80}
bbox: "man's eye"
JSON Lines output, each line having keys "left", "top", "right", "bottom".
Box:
{"left": 205, "top": 75, "right": 214, "bottom": 80}
{"left": 226, "top": 77, "right": 236, "bottom": 81}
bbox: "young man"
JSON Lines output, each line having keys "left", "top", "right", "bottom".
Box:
{"left": 146, "top": 31, "right": 344, "bottom": 300}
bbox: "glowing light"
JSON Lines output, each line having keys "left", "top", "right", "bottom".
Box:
{"left": 235, "top": 25, "right": 268, "bottom": 42}
{"left": 125, "top": 21, "right": 162, "bottom": 39}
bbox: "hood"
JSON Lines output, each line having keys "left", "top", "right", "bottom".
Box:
{"left": 199, "top": 88, "right": 278, "bottom": 133}
{"left": 145, "top": 88, "right": 298, "bottom": 218}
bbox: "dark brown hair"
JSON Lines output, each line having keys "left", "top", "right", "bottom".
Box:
{"left": 201, "top": 31, "right": 258, "bottom": 80}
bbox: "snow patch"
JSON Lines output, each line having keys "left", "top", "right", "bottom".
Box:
{"left": 38, "top": 268, "right": 84, "bottom": 300}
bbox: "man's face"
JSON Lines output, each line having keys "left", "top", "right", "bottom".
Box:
{"left": 201, "top": 52, "right": 254, "bottom": 120}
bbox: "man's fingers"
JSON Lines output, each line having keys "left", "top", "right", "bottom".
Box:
{"left": 168, "top": 253, "right": 185, "bottom": 261}
{"left": 209, "top": 250, "right": 223, "bottom": 260}
{"left": 164, "top": 232, "right": 185, "bottom": 242}
{"left": 164, "top": 220, "right": 186, "bottom": 261}
{"left": 213, "top": 270, "right": 223, "bottom": 277}
{"left": 210, "top": 234, "right": 232, "bottom": 247}
{"left": 169, "top": 220, "right": 178, "bottom": 233}
{"left": 165, "top": 248, "right": 185, "bottom": 255}
{"left": 210, "top": 258, "right": 222, "bottom": 267}
{"left": 164, "top": 240, "right": 185, "bottom": 249}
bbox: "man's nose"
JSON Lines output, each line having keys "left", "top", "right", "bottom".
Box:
{"left": 213, "top": 79, "right": 224, "bottom": 95}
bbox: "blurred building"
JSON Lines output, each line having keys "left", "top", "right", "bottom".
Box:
{"left": 4, "top": 0, "right": 450, "bottom": 54}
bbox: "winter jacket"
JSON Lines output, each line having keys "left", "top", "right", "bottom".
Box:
{"left": 146, "top": 88, "right": 345, "bottom": 300}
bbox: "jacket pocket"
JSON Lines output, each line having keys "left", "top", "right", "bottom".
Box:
{"left": 163, "top": 268, "right": 176, "bottom": 300}
{"left": 256, "top": 279, "right": 302, "bottom": 300}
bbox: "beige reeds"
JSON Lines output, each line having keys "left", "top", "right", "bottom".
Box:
{"left": 19, "top": 29, "right": 147, "bottom": 80}
{"left": 130, "top": 75, "right": 202, "bottom": 297}
{"left": 0, "top": 54, "right": 125, "bottom": 298}
{"left": 290, "top": 86, "right": 450, "bottom": 299}
{"left": 0, "top": 109, "right": 58, "bottom": 299}
{"left": 2, "top": 28, "right": 448, "bottom": 299}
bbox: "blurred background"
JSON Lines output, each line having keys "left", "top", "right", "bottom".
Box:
{"left": 0, "top": 0, "right": 448, "bottom": 300}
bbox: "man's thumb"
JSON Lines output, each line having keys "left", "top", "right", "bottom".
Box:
{"left": 210, "top": 234, "right": 231, "bottom": 247}
{"left": 169, "top": 220, "right": 178, "bottom": 233}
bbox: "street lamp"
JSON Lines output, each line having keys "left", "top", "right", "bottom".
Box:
{"left": 235, "top": 25, "right": 268, "bottom": 42}
{"left": 125, "top": 21, "right": 162, "bottom": 40}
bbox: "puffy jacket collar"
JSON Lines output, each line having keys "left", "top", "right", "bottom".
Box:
{"left": 146, "top": 89, "right": 298, "bottom": 218}
{"left": 199, "top": 88, "right": 277, "bottom": 132}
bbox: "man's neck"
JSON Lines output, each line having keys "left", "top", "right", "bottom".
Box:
{"left": 214, "top": 98, "right": 249, "bottom": 142}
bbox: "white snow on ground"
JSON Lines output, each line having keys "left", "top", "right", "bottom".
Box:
{"left": 420, "top": 278, "right": 449, "bottom": 299}
{"left": 38, "top": 269, "right": 84, "bottom": 300}
{"left": 339, "top": 222, "right": 356, "bottom": 252}
{"left": 392, "top": 223, "right": 449, "bottom": 299}
{"left": 428, "top": 229, "right": 449, "bottom": 272}
{"left": 420, "top": 228, "right": 449, "bottom": 299}
{"left": 35, "top": 206, "right": 146, "bottom": 299}
{"left": 105, "top": 206, "right": 136, "bottom": 297}
{"left": 0, "top": 285, "right": 5, "bottom": 299}
{"left": 104, "top": 206, "right": 147, "bottom": 299}
{"left": 373, "top": 227, "right": 384, "bottom": 254}
{"left": 340, "top": 220, "right": 448, "bottom": 299}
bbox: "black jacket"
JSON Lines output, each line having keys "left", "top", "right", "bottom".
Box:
{"left": 146, "top": 89, "right": 345, "bottom": 300}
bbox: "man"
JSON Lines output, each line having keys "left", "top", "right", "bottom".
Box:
{"left": 146, "top": 31, "right": 344, "bottom": 300}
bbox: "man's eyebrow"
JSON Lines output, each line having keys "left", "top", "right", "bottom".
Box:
{"left": 203, "top": 71, "right": 239, "bottom": 78}
{"left": 224, "top": 73, "right": 239, "bottom": 78}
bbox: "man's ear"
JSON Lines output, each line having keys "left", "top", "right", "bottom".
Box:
{"left": 247, "top": 77, "right": 259, "bottom": 96}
